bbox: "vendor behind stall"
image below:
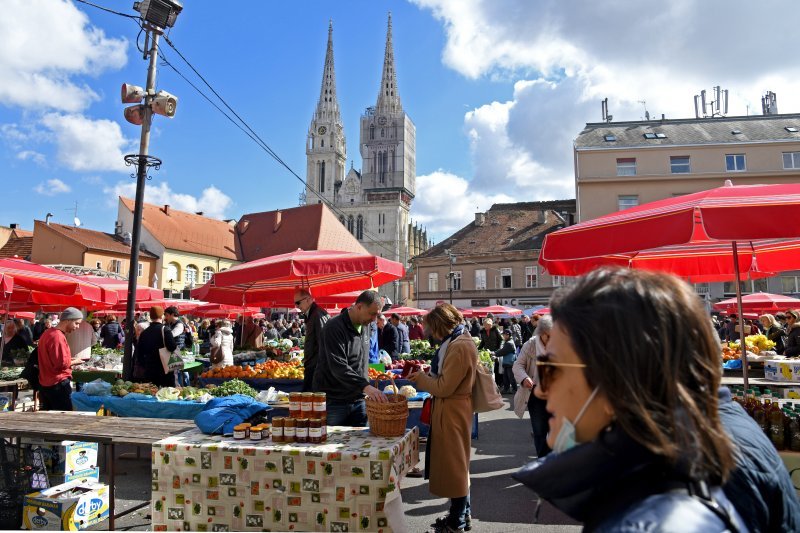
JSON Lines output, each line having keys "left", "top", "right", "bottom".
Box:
{"left": 2, "top": 320, "right": 30, "bottom": 363}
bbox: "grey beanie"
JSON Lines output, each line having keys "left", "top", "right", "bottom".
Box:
{"left": 59, "top": 307, "right": 83, "bottom": 321}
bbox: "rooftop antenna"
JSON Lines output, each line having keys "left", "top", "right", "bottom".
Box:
{"left": 762, "top": 91, "right": 778, "bottom": 115}
{"left": 693, "top": 86, "right": 728, "bottom": 118}
{"left": 601, "top": 98, "right": 613, "bottom": 123}
{"left": 65, "top": 201, "right": 81, "bottom": 227}
{"left": 638, "top": 100, "right": 650, "bottom": 121}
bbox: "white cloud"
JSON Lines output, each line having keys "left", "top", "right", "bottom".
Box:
{"left": 34, "top": 178, "right": 71, "bottom": 196}
{"left": 41, "top": 113, "right": 133, "bottom": 172}
{"left": 104, "top": 181, "right": 235, "bottom": 220}
{"left": 0, "top": 0, "right": 127, "bottom": 112}
{"left": 412, "top": 170, "right": 514, "bottom": 241}
{"left": 16, "top": 150, "right": 46, "bottom": 165}
{"left": 81, "top": 175, "right": 104, "bottom": 185}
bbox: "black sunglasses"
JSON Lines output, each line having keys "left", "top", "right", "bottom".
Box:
{"left": 294, "top": 296, "right": 308, "bottom": 306}
{"left": 535, "top": 353, "right": 587, "bottom": 393}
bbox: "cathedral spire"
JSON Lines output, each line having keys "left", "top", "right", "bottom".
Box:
{"left": 376, "top": 12, "right": 402, "bottom": 114}
{"left": 315, "top": 20, "right": 341, "bottom": 123}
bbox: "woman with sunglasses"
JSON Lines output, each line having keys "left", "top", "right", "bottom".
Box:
{"left": 513, "top": 267, "right": 746, "bottom": 532}
{"left": 407, "top": 303, "right": 477, "bottom": 533}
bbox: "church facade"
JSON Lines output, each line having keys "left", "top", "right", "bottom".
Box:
{"left": 304, "top": 15, "right": 429, "bottom": 303}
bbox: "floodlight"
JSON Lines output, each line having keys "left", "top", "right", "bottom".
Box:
{"left": 124, "top": 104, "right": 147, "bottom": 126}
{"left": 151, "top": 90, "right": 178, "bottom": 118}
{"left": 121, "top": 83, "right": 145, "bottom": 104}
{"left": 133, "top": 0, "right": 183, "bottom": 29}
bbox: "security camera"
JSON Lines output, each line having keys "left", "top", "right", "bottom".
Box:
{"left": 124, "top": 104, "right": 146, "bottom": 126}
{"left": 151, "top": 90, "right": 178, "bottom": 118}
{"left": 121, "top": 83, "right": 145, "bottom": 104}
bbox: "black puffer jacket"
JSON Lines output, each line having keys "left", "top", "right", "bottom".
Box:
{"left": 718, "top": 387, "right": 800, "bottom": 532}
{"left": 314, "top": 309, "right": 370, "bottom": 403}
{"left": 784, "top": 324, "right": 800, "bottom": 357}
{"left": 512, "top": 423, "right": 747, "bottom": 532}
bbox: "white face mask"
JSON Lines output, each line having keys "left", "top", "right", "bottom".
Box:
{"left": 552, "top": 386, "right": 600, "bottom": 454}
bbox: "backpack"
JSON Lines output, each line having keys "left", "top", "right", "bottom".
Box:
{"left": 20, "top": 346, "right": 40, "bottom": 391}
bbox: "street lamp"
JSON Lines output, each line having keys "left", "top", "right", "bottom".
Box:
{"left": 120, "top": 0, "right": 182, "bottom": 380}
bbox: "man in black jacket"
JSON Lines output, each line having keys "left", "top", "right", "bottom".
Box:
{"left": 314, "top": 290, "right": 387, "bottom": 425}
{"left": 294, "top": 288, "right": 328, "bottom": 392}
{"left": 377, "top": 313, "right": 399, "bottom": 360}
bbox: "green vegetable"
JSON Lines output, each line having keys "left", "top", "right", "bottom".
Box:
{"left": 207, "top": 379, "right": 257, "bottom": 398}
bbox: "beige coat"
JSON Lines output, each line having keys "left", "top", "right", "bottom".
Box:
{"left": 512, "top": 336, "right": 543, "bottom": 418}
{"left": 413, "top": 333, "right": 477, "bottom": 498}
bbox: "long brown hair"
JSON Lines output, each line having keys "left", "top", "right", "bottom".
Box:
{"left": 424, "top": 303, "right": 463, "bottom": 340}
{"left": 550, "top": 267, "right": 733, "bottom": 483}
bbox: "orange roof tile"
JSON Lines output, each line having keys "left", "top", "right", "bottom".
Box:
{"left": 12, "top": 229, "right": 32, "bottom": 238}
{"left": 0, "top": 236, "right": 32, "bottom": 260}
{"left": 237, "top": 203, "right": 368, "bottom": 261}
{"left": 120, "top": 197, "right": 240, "bottom": 260}
{"left": 36, "top": 221, "right": 158, "bottom": 258}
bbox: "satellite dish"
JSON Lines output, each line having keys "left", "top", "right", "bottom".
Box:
{"left": 73, "top": 217, "right": 81, "bottom": 227}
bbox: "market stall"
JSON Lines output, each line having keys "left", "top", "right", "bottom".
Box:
{"left": 73, "top": 361, "right": 205, "bottom": 385}
{"left": 151, "top": 425, "right": 419, "bottom": 532}
{"left": 72, "top": 392, "right": 208, "bottom": 419}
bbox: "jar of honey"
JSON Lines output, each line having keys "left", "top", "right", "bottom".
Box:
{"left": 249, "top": 425, "right": 263, "bottom": 441}
{"left": 296, "top": 418, "right": 309, "bottom": 443}
{"left": 312, "top": 392, "right": 327, "bottom": 422}
{"left": 309, "top": 419, "right": 322, "bottom": 444}
{"left": 233, "top": 424, "right": 247, "bottom": 440}
{"left": 272, "top": 417, "right": 285, "bottom": 443}
{"left": 289, "top": 392, "right": 302, "bottom": 418}
{"left": 283, "top": 418, "right": 297, "bottom": 443}
{"left": 301, "top": 393, "right": 314, "bottom": 418}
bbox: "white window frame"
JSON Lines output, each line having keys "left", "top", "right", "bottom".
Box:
{"left": 428, "top": 272, "right": 438, "bottom": 292}
{"left": 95, "top": 261, "right": 102, "bottom": 269}
{"left": 616, "top": 158, "right": 637, "bottom": 176}
{"left": 525, "top": 266, "right": 538, "bottom": 288}
{"left": 137, "top": 263, "right": 143, "bottom": 278}
{"left": 167, "top": 263, "right": 180, "bottom": 283}
{"left": 475, "top": 269, "right": 487, "bottom": 290}
{"left": 781, "top": 276, "right": 800, "bottom": 294}
{"left": 451, "top": 271, "right": 462, "bottom": 291}
{"left": 726, "top": 154, "right": 746, "bottom": 172}
{"left": 552, "top": 275, "right": 563, "bottom": 288}
{"left": 500, "top": 268, "right": 512, "bottom": 289}
{"left": 202, "top": 267, "right": 214, "bottom": 283}
{"left": 185, "top": 265, "right": 198, "bottom": 287}
{"left": 670, "top": 156, "right": 691, "bottom": 174}
{"left": 110, "top": 259, "right": 121, "bottom": 274}
{"left": 618, "top": 195, "right": 639, "bottom": 211}
{"left": 694, "top": 283, "right": 709, "bottom": 295}
{"left": 783, "top": 152, "right": 800, "bottom": 170}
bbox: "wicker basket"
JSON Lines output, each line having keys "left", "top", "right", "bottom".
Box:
{"left": 366, "top": 380, "right": 409, "bottom": 437}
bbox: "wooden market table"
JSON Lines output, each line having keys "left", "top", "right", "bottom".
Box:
{"left": 151, "top": 425, "right": 420, "bottom": 532}
{"left": 73, "top": 361, "right": 205, "bottom": 385}
{"left": 0, "top": 411, "right": 195, "bottom": 530}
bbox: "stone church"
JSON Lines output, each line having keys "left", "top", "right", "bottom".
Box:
{"left": 304, "top": 15, "right": 430, "bottom": 301}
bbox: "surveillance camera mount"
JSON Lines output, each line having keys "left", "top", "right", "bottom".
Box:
{"left": 124, "top": 154, "right": 162, "bottom": 181}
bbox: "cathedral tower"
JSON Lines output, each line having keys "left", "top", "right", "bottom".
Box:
{"left": 305, "top": 21, "right": 346, "bottom": 205}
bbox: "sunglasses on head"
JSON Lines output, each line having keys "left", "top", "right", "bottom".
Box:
{"left": 535, "top": 353, "right": 587, "bottom": 393}
{"left": 294, "top": 296, "right": 308, "bottom": 306}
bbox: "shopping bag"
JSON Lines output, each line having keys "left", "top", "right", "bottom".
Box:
{"left": 472, "top": 362, "right": 504, "bottom": 413}
{"left": 210, "top": 345, "right": 224, "bottom": 365}
{"left": 420, "top": 397, "right": 432, "bottom": 425}
{"left": 160, "top": 325, "right": 185, "bottom": 374}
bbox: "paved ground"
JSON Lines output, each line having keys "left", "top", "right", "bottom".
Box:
{"left": 55, "top": 393, "right": 580, "bottom": 531}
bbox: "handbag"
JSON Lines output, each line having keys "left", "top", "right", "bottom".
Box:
{"left": 473, "top": 362, "right": 504, "bottom": 413}
{"left": 210, "top": 345, "right": 224, "bottom": 365}
{"left": 420, "top": 396, "right": 432, "bottom": 425}
{"left": 159, "top": 324, "right": 185, "bottom": 374}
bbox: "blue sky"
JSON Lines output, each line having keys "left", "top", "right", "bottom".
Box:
{"left": 3, "top": 1, "right": 800, "bottom": 243}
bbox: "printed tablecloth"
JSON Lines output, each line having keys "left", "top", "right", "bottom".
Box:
{"left": 151, "top": 425, "right": 419, "bottom": 532}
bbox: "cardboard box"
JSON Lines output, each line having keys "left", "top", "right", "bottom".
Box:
{"left": 764, "top": 359, "right": 800, "bottom": 382}
{"left": 21, "top": 439, "right": 98, "bottom": 478}
{"left": 779, "top": 387, "right": 800, "bottom": 399}
{"left": 22, "top": 480, "right": 108, "bottom": 531}
{"left": 50, "top": 467, "right": 100, "bottom": 486}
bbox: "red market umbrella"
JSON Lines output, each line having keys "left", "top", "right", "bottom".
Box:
{"left": 386, "top": 306, "right": 428, "bottom": 316}
{"left": 113, "top": 298, "right": 202, "bottom": 313}
{"left": 531, "top": 307, "right": 550, "bottom": 316}
{"left": 0, "top": 259, "right": 116, "bottom": 308}
{"left": 0, "top": 311, "right": 35, "bottom": 320}
{"left": 458, "top": 308, "right": 474, "bottom": 318}
{"left": 192, "top": 249, "right": 405, "bottom": 306}
{"left": 473, "top": 305, "right": 523, "bottom": 317}
{"left": 717, "top": 310, "right": 760, "bottom": 320}
{"left": 539, "top": 180, "right": 800, "bottom": 388}
{"left": 78, "top": 276, "right": 162, "bottom": 303}
{"left": 713, "top": 292, "right": 800, "bottom": 314}
{"left": 192, "top": 303, "right": 262, "bottom": 319}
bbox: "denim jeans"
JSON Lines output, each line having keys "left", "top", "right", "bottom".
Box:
{"left": 448, "top": 492, "right": 471, "bottom": 529}
{"left": 326, "top": 398, "right": 368, "bottom": 426}
{"left": 40, "top": 379, "right": 73, "bottom": 411}
{"left": 528, "top": 393, "right": 551, "bottom": 458}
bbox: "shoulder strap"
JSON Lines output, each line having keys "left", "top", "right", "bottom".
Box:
{"left": 687, "top": 480, "right": 739, "bottom": 533}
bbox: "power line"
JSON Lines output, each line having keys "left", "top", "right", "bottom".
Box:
{"left": 73, "top": 0, "right": 139, "bottom": 19}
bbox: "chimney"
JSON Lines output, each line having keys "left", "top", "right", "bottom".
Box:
{"left": 195, "top": 211, "right": 204, "bottom": 216}
{"left": 475, "top": 212, "right": 486, "bottom": 226}
{"left": 9, "top": 223, "right": 17, "bottom": 229}
{"left": 45, "top": 213, "right": 54, "bottom": 225}
{"left": 163, "top": 204, "right": 170, "bottom": 215}
{"left": 114, "top": 220, "right": 123, "bottom": 236}
{"left": 537, "top": 210, "right": 547, "bottom": 223}
{"left": 273, "top": 210, "right": 283, "bottom": 233}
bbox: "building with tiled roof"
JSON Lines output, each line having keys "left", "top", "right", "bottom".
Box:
{"left": 117, "top": 198, "right": 241, "bottom": 296}
{"left": 0, "top": 225, "right": 33, "bottom": 260}
{"left": 575, "top": 110, "right": 800, "bottom": 222}
{"left": 412, "top": 201, "right": 576, "bottom": 309}
{"left": 30, "top": 220, "right": 158, "bottom": 283}
{"left": 237, "top": 203, "right": 368, "bottom": 261}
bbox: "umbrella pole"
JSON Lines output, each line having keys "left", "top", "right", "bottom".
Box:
{"left": 0, "top": 296, "right": 9, "bottom": 368}
{"left": 732, "top": 242, "right": 749, "bottom": 390}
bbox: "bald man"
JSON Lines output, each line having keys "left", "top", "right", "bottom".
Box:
{"left": 294, "top": 288, "right": 329, "bottom": 391}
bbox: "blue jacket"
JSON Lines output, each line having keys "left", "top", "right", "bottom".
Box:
{"left": 718, "top": 387, "right": 800, "bottom": 532}
{"left": 494, "top": 339, "right": 517, "bottom": 366}
{"left": 512, "top": 423, "right": 747, "bottom": 532}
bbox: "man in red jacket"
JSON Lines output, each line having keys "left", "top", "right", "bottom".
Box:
{"left": 38, "top": 307, "right": 83, "bottom": 411}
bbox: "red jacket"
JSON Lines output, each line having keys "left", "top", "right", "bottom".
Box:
{"left": 38, "top": 328, "right": 72, "bottom": 387}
